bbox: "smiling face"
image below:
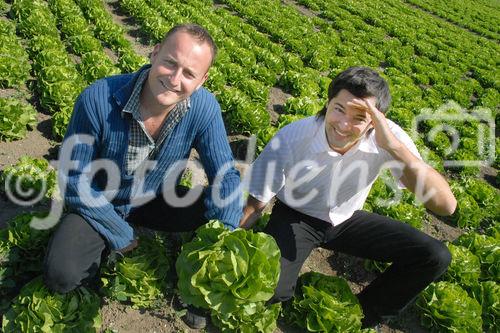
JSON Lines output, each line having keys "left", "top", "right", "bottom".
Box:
{"left": 324, "top": 89, "right": 375, "bottom": 154}
{"left": 142, "top": 31, "right": 212, "bottom": 113}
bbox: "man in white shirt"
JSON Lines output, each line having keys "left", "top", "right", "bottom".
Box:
{"left": 240, "top": 67, "right": 457, "bottom": 328}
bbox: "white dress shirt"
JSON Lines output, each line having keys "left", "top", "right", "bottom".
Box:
{"left": 246, "top": 116, "right": 422, "bottom": 226}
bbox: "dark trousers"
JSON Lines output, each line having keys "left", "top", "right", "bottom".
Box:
{"left": 44, "top": 186, "right": 207, "bottom": 294}
{"left": 265, "top": 200, "right": 451, "bottom": 323}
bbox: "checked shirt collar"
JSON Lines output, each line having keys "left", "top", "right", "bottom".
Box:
{"left": 121, "top": 67, "right": 190, "bottom": 174}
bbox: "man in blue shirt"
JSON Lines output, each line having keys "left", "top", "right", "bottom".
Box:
{"left": 44, "top": 24, "right": 242, "bottom": 329}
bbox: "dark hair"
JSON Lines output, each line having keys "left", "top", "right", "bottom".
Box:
{"left": 317, "top": 67, "right": 391, "bottom": 117}
{"left": 161, "top": 23, "right": 218, "bottom": 66}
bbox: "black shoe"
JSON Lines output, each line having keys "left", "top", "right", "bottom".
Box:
{"left": 182, "top": 305, "right": 208, "bottom": 329}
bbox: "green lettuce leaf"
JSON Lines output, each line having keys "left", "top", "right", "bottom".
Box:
{"left": 417, "top": 281, "right": 482, "bottom": 333}
{"left": 443, "top": 243, "right": 481, "bottom": 287}
{"left": 0, "top": 98, "right": 37, "bottom": 141}
{"left": 101, "top": 233, "right": 171, "bottom": 309}
{"left": 469, "top": 281, "right": 499, "bottom": 333}
{"left": 454, "top": 232, "right": 499, "bottom": 282}
{"left": 284, "top": 271, "right": 364, "bottom": 332}
{"left": 176, "top": 221, "right": 280, "bottom": 314}
{"left": 2, "top": 276, "right": 101, "bottom": 333}
{"left": 211, "top": 301, "right": 281, "bottom": 333}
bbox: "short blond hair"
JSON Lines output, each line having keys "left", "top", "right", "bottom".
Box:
{"left": 161, "top": 23, "right": 217, "bottom": 67}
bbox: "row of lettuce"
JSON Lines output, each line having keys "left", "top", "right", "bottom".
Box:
{"left": 0, "top": 16, "right": 30, "bottom": 89}
{"left": 0, "top": 0, "right": 147, "bottom": 140}
{"left": 1, "top": 0, "right": 499, "bottom": 172}
{"left": 1, "top": 0, "right": 499, "bottom": 266}
{"left": 1, "top": 156, "right": 499, "bottom": 332}
{"left": 218, "top": 0, "right": 499, "bottom": 172}
{"left": 0, "top": 16, "right": 38, "bottom": 140}
{"left": 403, "top": 0, "right": 499, "bottom": 41}
{"left": 0, "top": 207, "right": 381, "bottom": 333}
{"left": 1, "top": 203, "right": 498, "bottom": 332}
{"left": 114, "top": 0, "right": 500, "bottom": 220}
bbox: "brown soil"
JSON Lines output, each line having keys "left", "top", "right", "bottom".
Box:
{"left": 99, "top": 297, "right": 190, "bottom": 333}
{"left": 402, "top": 0, "right": 499, "bottom": 43}
{"left": 0, "top": 113, "right": 54, "bottom": 169}
{"left": 103, "top": 0, "right": 155, "bottom": 57}
{"left": 267, "top": 87, "right": 291, "bottom": 124}
{"left": 282, "top": 0, "right": 318, "bottom": 17}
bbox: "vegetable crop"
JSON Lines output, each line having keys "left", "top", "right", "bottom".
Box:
{"left": 0, "top": 20, "right": 31, "bottom": 88}
{"left": 454, "top": 232, "right": 499, "bottom": 282}
{"left": 1, "top": 156, "right": 57, "bottom": 202}
{"left": 1, "top": 0, "right": 499, "bottom": 331}
{"left": 417, "top": 281, "right": 483, "bottom": 333}
{"left": 2, "top": 276, "right": 102, "bottom": 333}
{"left": 443, "top": 243, "right": 481, "bottom": 287}
{"left": 176, "top": 221, "right": 280, "bottom": 332}
{"left": 101, "top": 233, "right": 171, "bottom": 309}
{"left": 211, "top": 302, "right": 281, "bottom": 333}
{"left": 0, "top": 212, "right": 55, "bottom": 312}
{"left": 0, "top": 98, "right": 37, "bottom": 141}
{"left": 284, "top": 271, "right": 364, "bottom": 332}
{"left": 469, "top": 281, "right": 499, "bottom": 333}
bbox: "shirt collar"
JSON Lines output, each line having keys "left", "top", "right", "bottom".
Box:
{"left": 310, "top": 117, "right": 379, "bottom": 156}
{"left": 114, "top": 64, "right": 151, "bottom": 108}
{"left": 122, "top": 68, "right": 149, "bottom": 118}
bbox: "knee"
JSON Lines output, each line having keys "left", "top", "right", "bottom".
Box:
{"left": 425, "top": 240, "right": 452, "bottom": 276}
{"left": 44, "top": 265, "right": 82, "bottom": 294}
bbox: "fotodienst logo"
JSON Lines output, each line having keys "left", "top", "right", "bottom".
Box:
{"left": 6, "top": 102, "right": 494, "bottom": 232}
{"left": 412, "top": 100, "right": 495, "bottom": 169}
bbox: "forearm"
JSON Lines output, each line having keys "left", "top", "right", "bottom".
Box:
{"left": 239, "top": 195, "right": 267, "bottom": 230}
{"left": 195, "top": 105, "right": 245, "bottom": 229}
{"left": 349, "top": 98, "right": 456, "bottom": 216}
{"left": 203, "top": 172, "right": 243, "bottom": 230}
{"left": 389, "top": 143, "right": 457, "bottom": 216}
{"left": 65, "top": 182, "right": 135, "bottom": 249}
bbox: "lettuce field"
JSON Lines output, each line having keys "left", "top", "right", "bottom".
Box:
{"left": 0, "top": 0, "right": 499, "bottom": 332}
